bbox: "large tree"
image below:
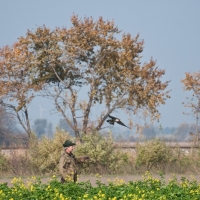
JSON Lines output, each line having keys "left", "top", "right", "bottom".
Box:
{"left": 0, "top": 15, "right": 170, "bottom": 140}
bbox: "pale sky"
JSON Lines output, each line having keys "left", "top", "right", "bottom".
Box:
{"left": 0, "top": 1, "right": 200, "bottom": 131}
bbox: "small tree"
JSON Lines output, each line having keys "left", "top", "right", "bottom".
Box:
{"left": 0, "top": 42, "right": 41, "bottom": 138}
{"left": 181, "top": 71, "right": 200, "bottom": 139}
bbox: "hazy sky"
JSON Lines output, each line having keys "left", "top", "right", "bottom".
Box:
{"left": 0, "top": 1, "right": 200, "bottom": 131}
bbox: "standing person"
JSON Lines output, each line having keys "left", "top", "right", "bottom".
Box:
{"left": 59, "top": 139, "right": 89, "bottom": 183}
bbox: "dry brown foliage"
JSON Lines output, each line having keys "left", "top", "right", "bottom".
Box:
{"left": 0, "top": 15, "right": 170, "bottom": 140}
{"left": 181, "top": 71, "right": 200, "bottom": 140}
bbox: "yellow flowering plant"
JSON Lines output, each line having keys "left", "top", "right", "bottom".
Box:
{"left": 0, "top": 173, "right": 200, "bottom": 199}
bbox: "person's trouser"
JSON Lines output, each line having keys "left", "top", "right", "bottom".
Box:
{"left": 74, "top": 173, "right": 77, "bottom": 182}
{"left": 61, "top": 177, "right": 66, "bottom": 183}
{"left": 61, "top": 175, "right": 77, "bottom": 183}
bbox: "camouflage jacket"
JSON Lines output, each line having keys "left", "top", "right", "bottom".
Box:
{"left": 59, "top": 151, "right": 81, "bottom": 182}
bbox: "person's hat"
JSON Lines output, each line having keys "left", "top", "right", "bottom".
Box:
{"left": 63, "top": 140, "right": 76, "bottom": 148}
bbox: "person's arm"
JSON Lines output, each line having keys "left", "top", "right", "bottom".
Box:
{"left": 59, "top": 155, "right": 66, "bottom": 178}
{"left": 76, "top": 156, "right": 90, "bottom": 163}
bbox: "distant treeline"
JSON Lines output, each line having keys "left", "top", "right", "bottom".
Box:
{"left": 0, "top": 105, "right": 199, "bottom": 147}
{"left": 113, "top": 123, "right": 199, "bottom": 142}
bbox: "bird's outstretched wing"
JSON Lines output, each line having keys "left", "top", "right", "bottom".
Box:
{"left": 108, "top": 114, "right": 117, "bottom": 120}
{"left": 107, "top": 114, "right": 130, "bottom": 129}
{"left": 116, "top": 120, "right": 130, "bottom": 129}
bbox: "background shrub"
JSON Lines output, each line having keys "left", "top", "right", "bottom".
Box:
{"left": 135, "top": 139, "right": 200, "bottom": 174}
{"left": 28, "top": 128, "right": 73, "bottom": 174}
{"left": 28, "top": 130, "right": 132, "bottom": 175}
{"left": 2, "top": 133, "right": 200, "bottom": 176}
{"left": 74, "top": 132, "right": 132, "bottom": 174}
{"left": 136, "top": 139, "right": 173, "bottom": 171}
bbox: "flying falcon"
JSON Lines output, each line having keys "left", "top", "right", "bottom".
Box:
{"left": 106, "top": 114, "right": 130, "bottom": 129}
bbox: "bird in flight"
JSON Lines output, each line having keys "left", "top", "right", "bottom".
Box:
{"left": 106, "top": 114, "right": 130, "bottom": 129}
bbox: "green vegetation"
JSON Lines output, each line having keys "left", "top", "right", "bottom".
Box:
{"left": 135, "top": 139, "right": 200, "bottom": 174}
{"left": 1, "top": 173, "right": 200, "bottom": 199}
{"left": 1, "top": 132, "right": 200, "bottom": 176}
{"left": 28, "top": 130, "right": 131, "bottom": 175}
{"left": 136, "top": 139, "right": 173, "bottom": 170}
{"left": 74, "top": 132, "right": 131, "bottom": 174}
{"left": 28, "top": 129, "right": 73, "bottom": 174}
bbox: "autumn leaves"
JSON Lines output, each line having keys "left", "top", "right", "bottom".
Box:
{"left": 0, "top": 15, "right": 172, "bottom": 138}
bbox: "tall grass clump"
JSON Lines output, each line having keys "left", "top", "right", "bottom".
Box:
{"left": 8, "top": 153, "right": 37, "bottom": 176}
{"left": 168, "top": 145, "right": 200, "bottom": 174}
{"left": 0, "top": 147, "right": 38, "bottom": 176}
{"left": 0, "top": 149, "right": 8, "bottom": 175}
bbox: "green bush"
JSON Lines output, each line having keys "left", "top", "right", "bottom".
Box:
{"left": 74, "top": 132, "right": 131, "bottom": 174}
{"left": 136, "top": 139, "right": 173, "bottom": 170}
{"left": 28, "top": 128, "right": 73, "bottom": 174}
{"left": 28, "top": 130, "right": 131, "bottom": 175}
